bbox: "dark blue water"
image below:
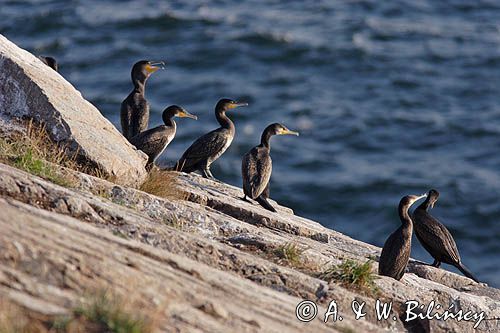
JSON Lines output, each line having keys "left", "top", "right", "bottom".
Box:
{"left": 2, "top": 0, "right": 499, "bottom": 286}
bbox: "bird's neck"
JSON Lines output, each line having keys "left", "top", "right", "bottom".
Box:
{"left": 399, "top": 205, "right": 413, "bottom": 228}
{"left": 163, "top": 117, "right": 176, "bottom": 129}
{"left": 216, "top": 111, "right": 234, "bottom": 131}
{"left": 133, "top": 79, "right": 146, "bottom": 94}
{"left": 416, "top": 197, "right": 430, "bottom": 212}
{"left": 260, "top": 130, "right": 274, "bottom": 149}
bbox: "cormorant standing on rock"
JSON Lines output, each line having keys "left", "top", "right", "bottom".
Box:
{"left": 130, "top": 105, "right": 197, "bottom": 170}
{"left": 379, "top": 194, "right": 427, "bottom": 280}
{"left": 241, "top": 123, "right": 299, "bottom": 212}
{"left": 38, "top": 56, "right": 58, "bottom": 71}
{"left": 175, "top": 98, "right": 247, "bottom": 180}
{"left": 412, "top": 189, "right": 479, "bottom": 282}
{"left": 121, "top": 60, "right": 164, "bottom": 141}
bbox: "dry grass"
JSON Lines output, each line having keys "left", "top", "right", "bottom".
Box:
{"left": 140, "top": 168, "right": 189, "bottom": 201}
{"left": 0, "top": 291, "right": 158, "bottom": 333}
{"left": 0, "top": 121, "right": 92, "bottom": 187}
{"left": 319, "top": 259, "right": 378, "bottom": 295}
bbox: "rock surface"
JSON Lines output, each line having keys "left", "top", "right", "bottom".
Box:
{"left": 0, "top": 163, "right": 499, "bottom": 333}
{"left": 0, "top": 34, "right": 148, "bottom": 187}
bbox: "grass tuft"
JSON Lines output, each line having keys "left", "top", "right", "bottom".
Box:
{"left": 0, "top": 291, "right": 156, "bottom": 333}
{"left": 140, "top": 168, "right": 189, "bottom": 201}
{"left": 0, "top": 121, "right": 84, "bottom": 187}
{"left": 67, "top": 291, "right": 152, "bottom": 333}
{"left": 319, "top": 259, "right": 378, "bottom": 294}
{"left": 273, "top": 243, "right": 305, "bottom": 267}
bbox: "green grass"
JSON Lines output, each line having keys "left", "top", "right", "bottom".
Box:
{"left": 0, "top": 122, "right": 80, "bottom": 187}
{"left": 1, "top": 291, "right": 155, "bottom": 333}
{"left": 274, "top": 243, "right": 305, "bottom": 267}
{"left": 13, "top": 147, "right": 72, "bottom": 187}
{"left": 319, "top": 259, "right": 378, "bottom": 294}
{"left": 68, "top": 292, "right": 151, "bottom": 333}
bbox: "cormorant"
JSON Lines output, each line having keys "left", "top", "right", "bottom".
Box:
{"left": 121, "top": 60, "right": 164, "bottom": 141}
{"left": 379, "top": 194, "right": 427, "bottom": 280}
{"left": 174, "top": 98, "right": 247, "bottom": 179}
{"left": 130, "top": 105, "right": 197, "bottom": 170}
{"left": 412, "top": 189, "right": 479, "bottom": 282}
{"left": 241, "top": 123, "right": 299, "bottom": 212}
{"left": 38, "top": 56, "right": 58, "bottom": 71}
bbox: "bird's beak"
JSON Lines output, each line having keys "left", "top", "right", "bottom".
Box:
{"left": 178, "top": 110, "right": 197, "bottom": 120}
{"left": 280, "top": 128, "right": 299, "bottom": 136}
{"left": 228, "top": 102, "right": 249, "bottom": 109}
{"left": 145, "top": 61, "right": 165, "bottom": 73}
{"left": 410, "top": 193, "right": 428, "bottom": 206}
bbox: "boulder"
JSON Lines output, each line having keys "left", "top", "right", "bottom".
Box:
{"left": 0, "top": 34, "right": 147, "bottom": 187}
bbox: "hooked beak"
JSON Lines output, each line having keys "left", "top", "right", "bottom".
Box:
{"left": 145, "top": 61, "right": 166, "bottom": 73}
{"left": 228, "top": 102, "right": 249, "bottom": 109}
{"left": 178, "top": 109, "right": 198, "bottom": 120}
{"left": 280, "top": 129, "right": 299, "bottom": 136}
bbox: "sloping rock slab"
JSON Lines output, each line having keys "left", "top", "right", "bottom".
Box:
{"left": 0, "top": 34, "right": 147, "bottom": 187}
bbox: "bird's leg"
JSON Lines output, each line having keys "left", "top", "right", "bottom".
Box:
{"left": 241, "top": 195, "right": 252, "bottom": 203}
{"left": 201, "top": 168, "right": 211, "bottom": 179}
{"left": 200, "top": 164, "right": 217, "bottom": 181}
{"left": 206, "top": 168, "right": 216, "bottom": 180}
{"left": 432, "top": 259, "right": 441, "bottom": 268}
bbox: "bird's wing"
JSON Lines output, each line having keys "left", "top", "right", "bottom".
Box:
{"left": 379, "top": 227, "right": 406, "bottom": 277}
{"left": 130, "top": 127, "right": 170, "bottom": 158}
{"left": 413, "top": 212, "right": 461, "bottom": 264}
{"left": 242, "top": 147, "right": 272, "bottom": 199}
{"left": 120, "top": 98, "right": 132, "bottom": 139}
{"left": 179, "top": 129, "right": 229, "bottom": 167}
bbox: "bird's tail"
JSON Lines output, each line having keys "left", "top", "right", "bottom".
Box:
{"left": 256, "top": 196, "right": 277, "bottom": 213}
{"left": 456, "top": 262, "right": 479, "bottom": 283}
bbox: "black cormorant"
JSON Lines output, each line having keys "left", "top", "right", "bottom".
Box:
{"left": 412, "top": 189, "right": 479, "bottom": 282}
{"left": 121, "top": 60, "right": 164, "bottom": 141}
{"left": 175, "top": 98, "right": 247, "bottom": 179}
{"left": 241, "top": 123, "right": 299, "bottom": 212}
{"left": 38, "top": 56, "right": 58, "bottom": 71}
{"left": 130, "top": 105, "right": 197, "bottom": 170}
{"left": 379, "top": 194, "right": 427, "bottom": 280}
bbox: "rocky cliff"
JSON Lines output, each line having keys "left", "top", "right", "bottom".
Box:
{"left": 0, "top": 35, "right": 499, "bottom": 333}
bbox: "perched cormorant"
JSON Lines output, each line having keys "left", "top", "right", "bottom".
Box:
{"left": 412, "top": 189, "right": 479, "bottom": 282}
{"left": 379, "top": 194, "right": 427, "bottom": 280}
{"left": 38, "top": 56, "right": 58, "bottom": 71}
{"left": 121, "top": 60, "right": 164, "bottom": 141}
{"left": 175, "top": 98, "right": 248, "bottom": 179}
{"left": 130, "top": 105, "right": 197, "bottom": 170}
{"left": 241, "top": 123, "right": 299, "bottom": 212}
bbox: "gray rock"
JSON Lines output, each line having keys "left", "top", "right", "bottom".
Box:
{"left": 0, "top": 34, "right": 148, "bottom": 187}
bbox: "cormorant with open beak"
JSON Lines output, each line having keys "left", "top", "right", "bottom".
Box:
{"left": 130, "top": 105, "right": 197, "bottom": 170}
{"left": 121, "top": 60, "right": 164, "bottom": 141}
{"left": 241, "top": 123, "right": 299, "bottom": 212}
{"left": 175, "top": 98, "right": 247, "bottom": 180}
